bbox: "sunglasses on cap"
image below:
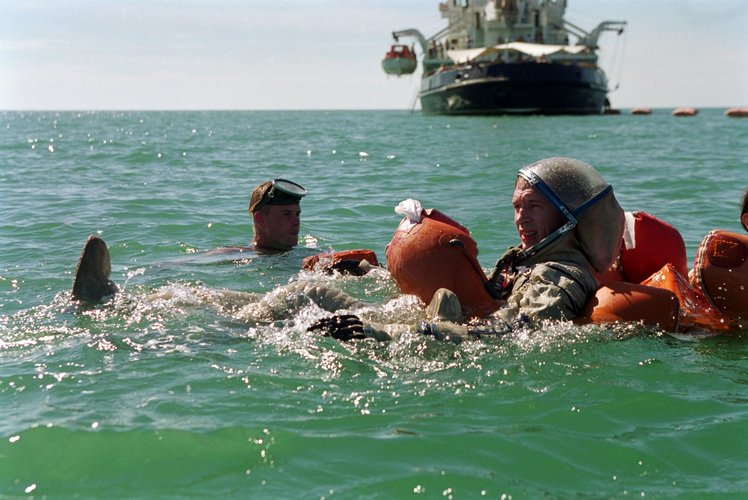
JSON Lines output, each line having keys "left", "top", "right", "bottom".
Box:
{"left": 251, "top": 178, "right": 308, "bottom": 213}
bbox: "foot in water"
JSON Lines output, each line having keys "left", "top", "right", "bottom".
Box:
{"left": 72, "top": 235, "right": 119, "bottom": 302}
{"left": 426, "top": 288, "right": 463, "bottom": 322}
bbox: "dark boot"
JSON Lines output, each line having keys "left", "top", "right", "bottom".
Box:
{"left": 72, "top": 235, "right": 119, "bottom": 302}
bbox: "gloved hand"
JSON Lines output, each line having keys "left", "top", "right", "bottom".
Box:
{"left": 324, "top": 259, "right": 369, "bottom": 276}
{"left": 308, "top": 314, "right": 392, "bottom": 341}
{"left": 308, "top": 314, "right": 366, "bottom": 340}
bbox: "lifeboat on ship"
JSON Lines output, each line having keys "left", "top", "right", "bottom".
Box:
{"left": 381, "top": 44, "right": 417, "bottom": 76}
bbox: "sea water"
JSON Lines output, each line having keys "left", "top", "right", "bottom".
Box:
{"left": 1, "top": 110, "right": 747, "bottom": 497}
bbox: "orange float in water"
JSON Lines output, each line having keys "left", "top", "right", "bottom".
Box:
{"left": 672, "top": 107, "right": 698, "bottom": 116}
{"left": 578, "top": 281, "right": 680, "bottom": 332}
{"left": 690, "top": 230, "right": 748, "bottom": 322}
{"left": 725, "top": 107, "right": 748, "bottom": 118}
{"left": 302, "top": 249, "right": 380, "bottom": 275}
{"left": 386, "top": 208, "right": 501, "bottom": 319}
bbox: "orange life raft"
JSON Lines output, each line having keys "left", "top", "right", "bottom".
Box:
{"left": 589, "top": 213, "right": 737, "bottom": 333}
{"left": 690, "top": 230, "right": 748, "bottom": 322}
{"left": 386, "top": 208, "right": 501, "bottom": 319}
{"left": 579, "top": 211, "right": 687, "bottom": 331}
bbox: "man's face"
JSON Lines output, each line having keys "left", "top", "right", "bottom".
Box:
{"left": 256, "top": 204, "right": 301, "bottom": 250}
{"left": 512, "top": 181, "right": 566, "bottom": 250}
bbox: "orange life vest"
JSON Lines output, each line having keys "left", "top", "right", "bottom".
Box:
{"left": 598, "top": 211, "right": 688, "bottom": 285}
{"left": 385, "top": 208, "right": 501, "bottom": 319}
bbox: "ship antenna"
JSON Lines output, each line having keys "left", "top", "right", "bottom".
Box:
{"left": 608, "top": 28, "right": 627, "bottom": 92}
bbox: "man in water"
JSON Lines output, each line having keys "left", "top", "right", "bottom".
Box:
{"left": 73, "top": 159, "right": 624, "bottom": 340}
{"left": 741, "top": 188, "right": 748, "bottom": 232}
{"left": 72, "top": 178, "right": 307, "bottom": 302}
{"left": 211, "top": 178, "right": 307, "bottom": 253}
{"left": 311, "top": 157, "right": 625, "bottom": 341}
{"left": 249, "top": 178, "right": 306, "bottom": 250}
{"left": 482, "top": 157, "right": 623, "bottom": 324}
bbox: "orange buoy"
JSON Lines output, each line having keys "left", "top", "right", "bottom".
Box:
{"left": 725, "top": 107, "right": 748, "bottom": 117}
{"left": 386, "top": 208, "right": 501, "bottom": 318}
{"left": 690, "top": 230, "right": 748, "bottom": 322}
{"left": 578, "top": 281, "right": 680, "bottom": 332}
{"left": 672, "top": 107, "right": 698, "bottom": 116}
{"left": 642, "top": 263, "right": 731, "bottom": 332}
{"left": 302, "top": 249, "right": 380, "bottom": 275}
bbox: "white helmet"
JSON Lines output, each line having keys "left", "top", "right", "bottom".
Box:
{"left": 517, "top": 157, "right": 624, "bottom": 272}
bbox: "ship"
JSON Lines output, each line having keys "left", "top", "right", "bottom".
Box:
{"left": 382, "top": 0, "right": 626, "bottom": 115}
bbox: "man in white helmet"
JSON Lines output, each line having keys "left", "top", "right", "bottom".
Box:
{"left": 486, "top": 156, "right": 625, "bottom": 324}
{"left": 310, "top": 157, "right": 625, "bottom": 341}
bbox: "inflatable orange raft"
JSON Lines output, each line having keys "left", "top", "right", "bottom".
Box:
{"left": 590, "top": 212, "right": 738, "bottom": 332}
{"left": 579, "top": 211, "right": 687, "bottom": 331}
{"left": 386, "top": 208, "right": 501, "bottom": 319}
{"left": 690, "top": 230, "right": 748, "bottom": 323}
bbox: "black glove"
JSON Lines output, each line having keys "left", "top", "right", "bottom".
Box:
{"left": 307, "top": 314, "right": 366, "bottom": 341}
{"left": 323, "top": 259, "right": 368, "bottom": 276}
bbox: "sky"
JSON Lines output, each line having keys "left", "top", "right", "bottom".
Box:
{"left": 1, "top": 0, "right": 746, "bottom": 110}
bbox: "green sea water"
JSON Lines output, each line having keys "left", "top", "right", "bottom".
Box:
{"left": 1, "top": 110, "right": 747, "bottom": 498}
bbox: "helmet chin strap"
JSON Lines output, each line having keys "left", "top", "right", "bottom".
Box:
{"left": 515, "top": 167, "right": 613, "bottom": 263}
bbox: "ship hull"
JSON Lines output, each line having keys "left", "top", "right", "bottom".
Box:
{"left": 419, "top": 61, "right": 608, "bottom": 115}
